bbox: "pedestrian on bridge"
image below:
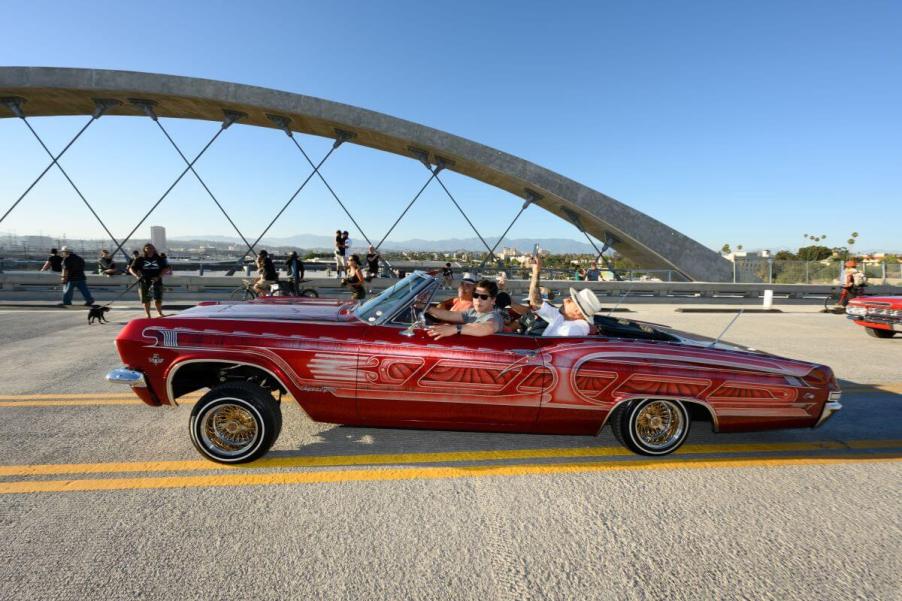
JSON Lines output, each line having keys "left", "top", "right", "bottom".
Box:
{"left": 57, "top": 247, "right": 95, "bottom": 307}
{"left": 41, "top": 248, "right": 63, "bottom": 273}
{"left": 129, "top": 243, "right": 168, "bottom": 319}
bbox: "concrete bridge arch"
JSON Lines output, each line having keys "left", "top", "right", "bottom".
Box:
{"left": 0, "top": 67, "right": 732, "bottom": 281}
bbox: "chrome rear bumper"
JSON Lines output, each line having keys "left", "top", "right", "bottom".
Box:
{"left": 814, "top": 392, "right": 842, "bottom": 428}
{"left": 106, "top": 368, "right": 146, "bottom": 387}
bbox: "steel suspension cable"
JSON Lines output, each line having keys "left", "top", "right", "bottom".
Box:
{"left": 0, "top": 99, "right": 99, "bottom": 226}
{"left": 285, "top": 135, "right": 376, "bottom": 249}
{"left": 243, "top": 144, "right": 338, "bottom": 259}
{"left": 432, "top": 171, "right": 499, "bottom": 265}
{"left": 143, "top": 108, "right": 259, "bottom": 259}
{"left": 478, "top": 194, "right": 536, "bottom": 270}
{"left": 374, "top": 170, "right": 438, "bottom": 250}
{"left": 109, "top": 125, "right": 228, "bottom": 259}
{"left": 15, "top": 114, "right": 130, "bottom": 262}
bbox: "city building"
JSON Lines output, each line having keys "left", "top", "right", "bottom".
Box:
{"left": 150, "top": 226, "right": 167, "bottom": 252}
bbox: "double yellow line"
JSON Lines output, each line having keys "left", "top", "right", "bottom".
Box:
{"left": 1, "top": 439, "right": 899, "bottom": 495}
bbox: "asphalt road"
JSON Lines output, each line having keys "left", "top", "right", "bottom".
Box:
{"left": 0, "top": 305, "right": 899, "bottom": 600}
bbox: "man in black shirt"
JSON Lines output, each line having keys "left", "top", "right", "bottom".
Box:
{"left": 365, "top": 245, "right": 381, "bottom": 281}
{"left": 41, "top": 248, "right": 64, "bottom": 273}
{"left": 58, "top": 246, "right": 95, "bottom": 306}
{"left": 129, "top": 243, "right": 169, "bottom": 318}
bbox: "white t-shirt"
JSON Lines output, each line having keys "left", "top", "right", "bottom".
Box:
{"left": 536, "top": 301, "right": 590, "bottom": 337}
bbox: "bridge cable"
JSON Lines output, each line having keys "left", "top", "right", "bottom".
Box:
{"left": 429, "top": 163, "right": 500, "bottom": 267}
{"left": 580, "top": 229, "right": 622, "bottom": 281}
{"left": 0, "top": 98, "right": 103, "bottom": 228}
{"left": 133, "top": 101, "right": 259, "bottom": 261}
{"left": 108, "top": 118, "right": 232, "bottom": 260}
{"left": 374, "top": 168, "right": 440, "bottom": 251}
{"left": 478, "top": 191, "right": 539, "bottom": 270}
{"left": 270, "top": 118, "right": 395, "bottom": 274}
{"left": 4, "top": 99, "right": 134, "bottom": 262}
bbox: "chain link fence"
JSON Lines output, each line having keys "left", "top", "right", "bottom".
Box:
{"left": 733, "top": 259, "right": 901, "bottom": 286}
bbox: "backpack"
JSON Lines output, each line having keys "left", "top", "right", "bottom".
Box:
{"left": 852, "top": 271, "right": 867, "bottom": 287}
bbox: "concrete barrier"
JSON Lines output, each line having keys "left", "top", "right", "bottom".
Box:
{"left": 1, "top": 273, "right": 897, "bottom": 301}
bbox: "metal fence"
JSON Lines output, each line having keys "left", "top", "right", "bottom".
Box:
{"left": 733, "top": 259, "right": 901, "bottom": 286}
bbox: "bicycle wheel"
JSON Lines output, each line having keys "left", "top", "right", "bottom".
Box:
{"left": 300, "top": 288, "right": 319, "bottom": 298}
{"left": 230, "top": 286, "right": 255, "bottom": 301}
{"left": 823, "top": 288, "right": 839, "bottom": 312}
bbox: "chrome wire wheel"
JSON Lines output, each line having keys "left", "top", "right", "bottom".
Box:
{"left": 198, "top": 401, "right": 262, "bottom": 458}
{"left": 634, "top": 400, "right": 685, "bottom": 450}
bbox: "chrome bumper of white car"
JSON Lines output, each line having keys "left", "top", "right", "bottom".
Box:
{"left": 814, "top": 392, "right": 842, "bottom": 428}
{"left": 106, "top": 368, "right": 147, "bottom": 387}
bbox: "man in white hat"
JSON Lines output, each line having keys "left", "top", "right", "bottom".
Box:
{"left": 435, "top": 272, "right": 477, "bottom": 313}
{"left": 526, "top": 255, "right": 602, "bottom": 337}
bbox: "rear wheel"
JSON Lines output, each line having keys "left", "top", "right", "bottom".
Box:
{"left": 189, "top": 382, "right": 282, "bottom": 463}
{"left": 300, "top": 288, "right": 319, "bottom": 298}
{"left": 866, "top": 327, "right": 896, "bottom": 339}
{"left": 230, "top": 287, "right": 255, "bottom": 301}
{"left": 610, "top": 399, "right": 690, "bottom": 456}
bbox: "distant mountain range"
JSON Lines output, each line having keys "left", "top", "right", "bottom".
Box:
{"left": 168, "top": 234, "right": 597, "bottom": 254}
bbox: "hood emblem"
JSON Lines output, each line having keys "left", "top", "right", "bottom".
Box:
{"left": 149, "top": 353, "right": 164, "bottom": 366}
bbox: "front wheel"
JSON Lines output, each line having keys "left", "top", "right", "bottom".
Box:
{"left": 610, "top": 399, "right": 690, "bottom": 456}
{"left": 189, "top": 382, "right": 282, "bottom": 463}
{"left": 866, "top": 327, "right": 896, "bottom": 339}
{"left": 300, "top": 288, "right": 319, "bottom": 298}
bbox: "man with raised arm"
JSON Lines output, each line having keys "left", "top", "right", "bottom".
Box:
{"left": 527, "top": 254, "right": 601, "bottom": 337}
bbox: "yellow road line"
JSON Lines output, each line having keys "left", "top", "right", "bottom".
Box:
{"left": 1, "top": 439, "right": 898, "bottom": 477}
{"left": 1, "top": 454, "right": 898, "bottom": 495}
{"left": 842, "top": 383, "right": 902, "bottom": 394}
{"left": 0, "top": 399, "right": 149, "bottom": 407}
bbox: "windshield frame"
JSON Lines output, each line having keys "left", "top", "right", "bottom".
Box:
{"left": 353, "top": 271, "right": 438, "bottom": 326}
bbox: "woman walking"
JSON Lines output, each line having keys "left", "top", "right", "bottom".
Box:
{"left": 342, "top": 254, "right": 367, "bottom": 303}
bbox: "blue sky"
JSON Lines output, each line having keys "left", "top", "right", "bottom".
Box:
{"left": 1, "top": 0, "right": 899, "bottom": 252}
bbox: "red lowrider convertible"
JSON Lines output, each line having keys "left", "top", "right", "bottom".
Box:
{"left": 846, "top": 296, "right": 902, "bottom": 338}
{"left": 108, "top": 272, "right": 842, "bottom": 463}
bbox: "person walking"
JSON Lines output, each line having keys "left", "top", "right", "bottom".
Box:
{"left": 41, "top": 248, "right": 63, "bottom": 273}
{"left": 342, "top": 254, "right": 367, "bottom": 303}
{"left": 57, "top": 246, "right": 95, "bottom": 306}
{"left": 285, "top": 251, "right": 305, "bottom": 295}
{"left": 441, "top": 263, "right": 454, "bottom": 289}
{"left": 129, "top": 243, "right": 169, "bottom": 318}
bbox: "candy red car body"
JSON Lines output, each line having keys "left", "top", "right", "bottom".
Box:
{"left": 846, "top": 295, "right": 902, "bottom": 339}
{"left": 108, "top": 272, "right": 842, "bottom": 463}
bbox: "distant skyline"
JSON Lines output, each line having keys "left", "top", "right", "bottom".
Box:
{"left": 1, "top": 1, "right": 899, "bottom": 253}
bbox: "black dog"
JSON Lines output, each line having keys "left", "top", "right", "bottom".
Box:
{"left": 87, "top": 305, "right": 110, "bottom": 324}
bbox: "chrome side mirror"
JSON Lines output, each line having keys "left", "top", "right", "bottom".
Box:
{"left": 400, "top": 312, "right": 426, "bottom": 337}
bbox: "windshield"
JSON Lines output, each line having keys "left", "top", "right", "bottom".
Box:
{"left": 354, "top": 272, "right": 436, "bottom": 325}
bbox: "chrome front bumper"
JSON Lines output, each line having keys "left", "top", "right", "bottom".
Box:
{"left": 105, "top": 368, "right": 147, "bottom": 387}
{"left": 814, "top": 392, "right": 842, "bottom": 428}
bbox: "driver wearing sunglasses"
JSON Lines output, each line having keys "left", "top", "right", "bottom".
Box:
{"left": 426, "top": 279, "right": 503, "bottom": 340}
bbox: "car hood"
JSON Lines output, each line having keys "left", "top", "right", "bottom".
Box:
{"left": 177, "top": 298, "right": 357, "bottom": 322}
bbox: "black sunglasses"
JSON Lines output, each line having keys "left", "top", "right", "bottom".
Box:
{"left": 473, "top": 292, "right": 493, "bottom": 300}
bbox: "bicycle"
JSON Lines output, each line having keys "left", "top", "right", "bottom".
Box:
{"left": 230, "top": 279, "right": 319, "bottom": 301}
{"left": 822, "top": 285, "right": 866, "bottom": 312}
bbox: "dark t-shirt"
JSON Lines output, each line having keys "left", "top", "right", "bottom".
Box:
{"left": 285, "top": 257, "right": 304, "bottom": 280}
{"left": 47, "top": 254, "right": 63, "bottom": 272}
{"left": 132, "top": 254, "right": 168, "bottom": 280}
{"left": 259, "top": 257, "right": 278, "bottom": 281}
{"left": 366, "top": 253, "right": 380, "bottom": 273}
{"left": 62, "top": 253, "right": 86, "bottom": 281}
